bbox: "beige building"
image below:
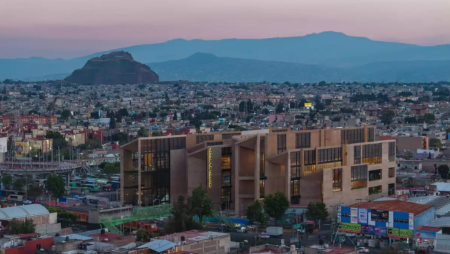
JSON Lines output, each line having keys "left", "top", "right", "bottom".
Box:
{"left": 120, "top": 126, "right": 396, "bottom": 215}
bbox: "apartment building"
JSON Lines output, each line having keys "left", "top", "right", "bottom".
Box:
{"left": 120, "top": 126, "right": 396, "bottom": 215}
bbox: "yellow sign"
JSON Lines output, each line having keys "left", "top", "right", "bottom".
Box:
{"left": 208, "top": 148, "right": 212, "bottom": 188}
{"left": 304, "top": 102, "right": 312, "bottom": 108}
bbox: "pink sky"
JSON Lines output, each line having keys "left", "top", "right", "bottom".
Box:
{"left": 0, "top": 0, "right": 449, "bottom": 58}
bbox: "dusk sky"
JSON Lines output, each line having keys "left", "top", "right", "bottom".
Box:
{"left": 0, "top": 0, "right": 448, "bottom": 59}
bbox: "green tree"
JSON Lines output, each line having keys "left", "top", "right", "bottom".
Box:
{"left": 380, "top": 110, "right": 395, "bottom": 126}
{"left": 246, "top": 200, "right": 267, "bottom": 225}
{"left": 188, "top": 186, "right": 214, "bottom": 225}
{"left": 7, "top": 219, "right": 35, "bottom": 234}
{"left": 46, "top": 174, "right": 65, "bottom": 198}
{"left": 45, "top": 131, "right": 64, "bottom": 140}
{"left": 12, "top": 178, "right": 25, "bottom": 191}
{"left": 136, "top": 229, "right": 158, "bottom": 242}
{"left": 438, "top": 165, "right": 450, "bottom": 179}
{"left": 165, "top": 195, "right": 202, "bottom": 233}
{"left": 275, "top": 103, "right": 284, "bottom": 114}
{"left": 137, "top": 127, "right": 148, "bottom": 137}
{"left": 422, "top": 113, "right": 436, "bottom": 124}
{"left": 1, "top": 174, "right": 13, "bottom": 190}
{"left": 263, "top": 191, "right": 290, "bottom": 223}
{"left": 109, "top": 117, "right": 117, "bottom": 129}
{"left": 430, "top": 138, "right": 442, "bottom": 148}
{"left": 61, "top": 109, "right": 71, "bottom": 120}
{"left": 306, "top": 202, "right": 329, "bottom": 224}
{"left": 27, "top": 185, "right": 44, "bottom": 200}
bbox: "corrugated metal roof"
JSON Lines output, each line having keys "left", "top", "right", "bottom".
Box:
{"left": 0, "top": 204, "right": 49, "bottom": 220}
{"left": 138, "top": 239, "right": 176, "bottom": 252}
{"left": 349, "top": 200, "right": 433, "bottom": 215}
{"left": 427, "top": 217, "right": 450, "bottom": 228}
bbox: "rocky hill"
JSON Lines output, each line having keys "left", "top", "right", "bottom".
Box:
{"left": 64, "top": 51, "right": 159, "bottom": 84}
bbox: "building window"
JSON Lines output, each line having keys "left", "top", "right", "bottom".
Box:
{"left": 354, "top": 146, "right": 361, "bottom": 164}
{"left": 222, "top": 133, "right": 240, "bottom": 140}
{"left": 304, "top": 150, "right": 316, "bottom": 175}
{"left": 333, "top": 168, "right": 342, "bottom": 192}
{"left": 290, "top": 152, "right": 301, "bottom": 178}
{"left": 291, "top": 179, "right": 300, "bottom": 204}
{"left": 260, "top": 180, "right": 265, "bottom": 198}
{"left": 260, "top": 153, "right": 265, "bottom": 178}
{"left": 221, "top": 188, "right": 232, "bottom": 210}
{"left": 318, "top": 148, "right": 342, "bottom": 164}
{"left": 341, "top": 128, "right": 365, "bottom": 144}
{"left": 196, "top": 135, "right": 214, "bottom": 144}
{"left": 351, "top": 165, "right": 367, "bottom": 181}
{"left": 222, "top": 171, "right": 231, "bottom": 186}
{"left": 388, "top": 183, "right": 395, "bottom": 195}
{"left": 207, "top": 142, "right": 223, "bottom": 146}
{"left": 369, "top": 169, "right": 382, "bottom": 181}
{"left": 296, "top": 133, "right": 311, "bottom": 148}
{"left": 222, "top": 155, "right": 231, "bottom": 170}
{"left": 388, "top": 142, "right": 396, "bottom": 162}
{"left": 369, "top": 185, "right": 382, "bottom": 195}
{"left": 368, "top": 127, "right": 375, "bottom": 142}
{"left": 362, "top": 143, "right": 382, "bottom": 164}
{"left": 388, "top": 167, "right": 395, "bottom": 178}
{"left": 277, "top": 134, "right": 286, "bottom": 153}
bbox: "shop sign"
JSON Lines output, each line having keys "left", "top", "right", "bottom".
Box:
{"left": 351, "top": 208, "right": 358, "bottom": 224}
{"left": 388, "top": 228, "right": 413, "bottom": 238}
{"left": 339, "top": 223, "right": 361, "bottom": 233}
{"left": 375, "top": 227, "right": 387, "bottom": 237}
{"left": 361, "top": 225, "right": 375, "bottom": 235}
{"left": 414, "top": 230, "right": 436, "bottom": 239}
{"left": 358, "top": 208, "right": 368, "bottom": 224}
{"left": 408, "top": 213, "right": 414, "bottom": 230}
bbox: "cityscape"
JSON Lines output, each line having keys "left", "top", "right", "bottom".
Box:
{"left": 0, "top": 1, "right": 449, "bottom": 254}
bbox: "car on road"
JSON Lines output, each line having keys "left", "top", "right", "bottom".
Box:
{"left": 259, "top": 232, "right": 270, "bottom": 239}
{"left": 23, "top": 200, "right": 32, "bottom": 205}
{"left": 237, "top": 227, "right": 247, "bottom": 233}
{"left": 358, "top": 247, "right": 370, "bottom": 253}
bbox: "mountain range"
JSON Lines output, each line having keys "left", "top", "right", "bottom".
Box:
{"left": 1, "top": 31, "right": 450, "bottom": 82}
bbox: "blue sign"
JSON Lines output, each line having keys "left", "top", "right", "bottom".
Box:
{"left": 362, "top": 225, "right": 375, "bottom": 235}
{"left": 375, "top": 227, "right": 387, "bottom": 237}
{"left": 414, "top": 230, "right": 436, "bottom": 239}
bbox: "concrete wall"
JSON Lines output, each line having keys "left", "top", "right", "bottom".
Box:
{"left": 170, "top": 149, "right": 187, "bottom": 203}
{"left": 35, "top": 223, "right": 62, "bottom": 235}
{"left": 187, "top": 153, "right": 207, "bottom": 194}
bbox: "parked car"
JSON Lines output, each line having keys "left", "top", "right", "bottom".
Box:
{"left": 237, "top": 227, "right": 247, "bottom": 233}
{"left": 259, "top": 232, "right": 270, "bottom": 239}
{"left": 23, "top": 200, "right": 32, "bottom": 205}
{"left": 358, "top": 247, "right": 370, "bottom": 253}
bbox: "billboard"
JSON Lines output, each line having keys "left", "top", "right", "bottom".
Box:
{"left": 304, "top": 102, "right": 312, "bottom": 108}
{"left": 15, "top": 142, "right": 28, "bottom": 157}
{"left": 358, "top": 208, "right": 368, "bottom": 224}
{"left": 375, "top": 227, "right": 387, "bottom": 237}
{"left": 361, "top": 225, "right": 375, "bottom": 235}
{"left": 339, "top": 223, "right": 361, "bottom": 233}
{"left": 371, "top": 210, "right": 389, "bottom": 222}
{"left": 351, "top": 208, "right": 358, "bottom": 224}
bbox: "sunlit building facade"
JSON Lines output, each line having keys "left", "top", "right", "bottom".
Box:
{"left": 120, "top": 126, "right": 396, "bottom": 215}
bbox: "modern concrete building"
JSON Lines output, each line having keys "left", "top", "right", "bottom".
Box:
{"left": 120, "top": 126, "right": 397, "bottom": 215}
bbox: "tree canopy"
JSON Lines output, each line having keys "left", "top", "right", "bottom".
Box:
{"left": 263, "top": 191, "right": 290, "bottom": 222}
{"left": 188, "top": 186, "right": 214, "bottom": 225}
{"left": 246, "top": 200, "right": 267, "bottom": 225}
{"left": 306, "top": 202, "right": 329, "bottom": 223}
{"left": 46, "top": 174, "right": 65, "bottom": 198}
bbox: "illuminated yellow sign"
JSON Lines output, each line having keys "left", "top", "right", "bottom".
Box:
{"left": 304, "top": 102, "right": 312, "bottom": 108}
{"left": 208, "top": 148, "right": 212, "bottom": 188}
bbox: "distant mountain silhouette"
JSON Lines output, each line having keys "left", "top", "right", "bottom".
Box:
{"left": 64, "top": 51, "right": 159, "bottom": 84}
{"left": 1, "top": 31, "right": 450, "bottom": 80}
{"left": 148, "top": 53, "right": 450, "bottom": 82}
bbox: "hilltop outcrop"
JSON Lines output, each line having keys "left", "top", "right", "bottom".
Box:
{"left": 64, "top": 51, "right": 159, "bottom": 84}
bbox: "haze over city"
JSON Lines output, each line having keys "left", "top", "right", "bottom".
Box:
{"left": 0, "top": 0, "right": 449, "bottom": 58}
